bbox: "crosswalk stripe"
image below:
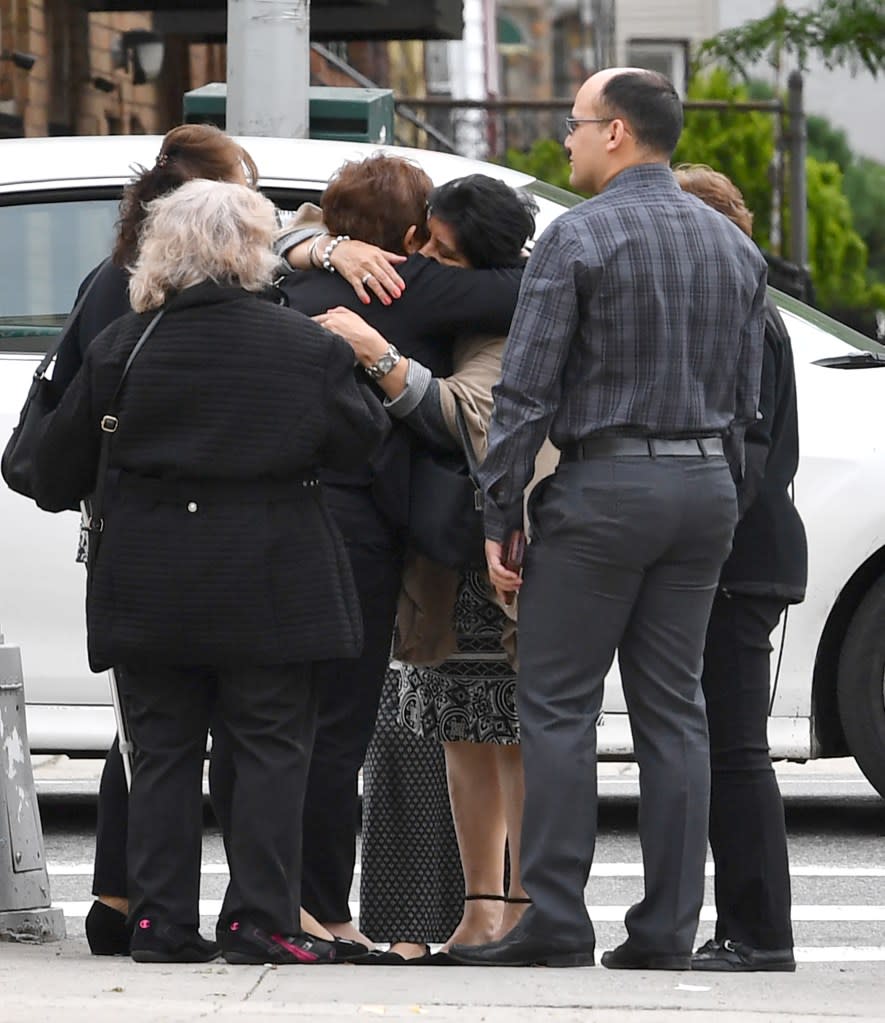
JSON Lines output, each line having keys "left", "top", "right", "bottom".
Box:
{"left": 45, "top": 862, "right": 885, "bottom": 878}
{"left": 51, "top": 900, "right": 885, "bottom": 923}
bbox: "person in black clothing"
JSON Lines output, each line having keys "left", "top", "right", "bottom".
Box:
{"left": 279, "top": 154, "right": 524, "bottom": 947}
{"left": 32, "top": 180, "right": 389, "bottom": 965}
{"left": 674, "top": 165, "right": 807, "bottom": 973}
{"left": 52, "top": 124, "right": 261, "bottom": 956}
{"left": 56, "top": 124, "right": 388, "bottom": 958}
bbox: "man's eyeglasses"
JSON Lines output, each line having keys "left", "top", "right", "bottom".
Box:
{"left": 564, "top": 116, "right": 613, "bottom": 134}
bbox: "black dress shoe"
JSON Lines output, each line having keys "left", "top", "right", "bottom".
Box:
{"left": 601, "top": 941, "right": 691, "bottom": 971}
{"left": 85, "top": 901, "right": 131, "bottom": 957}
{"left": 222, "top": 921, "right": 338, "bottom": 964}
{"left": 352, "top": 944, "right": 430, "bottom": 965}
{"left": 449, "top": 933, "right": 594, "bottom": 968}
{"left": 330, "top": 937, "right": 371, "bottom": 961}
{"left": 130, "top": 919, "right": 221, "bottom": 964}
{"left": 691, "top": 938, "right": 796, "bottom": 972}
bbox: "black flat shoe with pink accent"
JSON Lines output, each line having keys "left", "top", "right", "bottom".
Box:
{"left": 130, "top": 918, "right": 221, "bottom": 963}
{"left": 222, "top": 920, "right": 337, "bottom": 965}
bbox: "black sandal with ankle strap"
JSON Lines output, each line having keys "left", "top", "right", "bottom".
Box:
{"left": 505, "top": 897, "right": 532, "bottom": 904}
{"left": 464, "top": 894, "right": 507, "bottom": 902}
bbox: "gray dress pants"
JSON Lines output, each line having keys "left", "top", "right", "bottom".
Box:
{"left": 516, "top": 453, "right": 737, "bottom": 954}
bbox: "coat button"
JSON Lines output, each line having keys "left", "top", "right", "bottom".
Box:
{"left": 187, "top": 501, "right": 198, "bottom": 513}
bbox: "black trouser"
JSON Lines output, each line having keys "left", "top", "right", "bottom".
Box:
{"left": 300, "top": 484, "right": 404, "bottom": 923}
{"left": 118, "top": 662, "right": 318, "bottom": 936}
{"left": 515, "top": 455, "right": 737, "bottom": 953}
{"left": 701, "top": 591, "right": 793, "bottom": 950}
{"left": 92, "top": 735, "right": 128, "bottom": 898}
{"left": 92, "top": 704, "right": 230, "bottom": 900}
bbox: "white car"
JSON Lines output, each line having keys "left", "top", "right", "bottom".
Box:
{"left": 3, "top": 135, "right": 885, "bottom": 797}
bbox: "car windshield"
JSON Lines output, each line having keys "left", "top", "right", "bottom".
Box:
{"left": 0, "top": 195, "right": 119, "bottom": 345}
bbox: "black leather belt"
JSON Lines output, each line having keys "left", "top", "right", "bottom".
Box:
{"left": 561, "top": 436, "right": 724, "bottom": 461}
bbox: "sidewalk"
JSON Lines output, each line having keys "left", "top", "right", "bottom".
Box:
{"left": 4, "top": 938, "right": 885, "bottom": 1023}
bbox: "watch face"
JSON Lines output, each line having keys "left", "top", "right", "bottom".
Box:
{"left": 367, "top": 346, "right": 400, "bottom": 379}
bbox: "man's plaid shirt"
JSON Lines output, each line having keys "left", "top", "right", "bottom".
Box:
{"left": 479, "top": 163, "right": 768, "bottom": 540}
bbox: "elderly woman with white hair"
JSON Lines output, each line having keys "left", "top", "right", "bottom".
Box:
{"left": 31, "top": 179, "right": 389, "bottom": 966}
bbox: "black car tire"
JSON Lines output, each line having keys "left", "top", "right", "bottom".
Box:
{"left": 837, "top": 575, "right": 885, "bottom": 799}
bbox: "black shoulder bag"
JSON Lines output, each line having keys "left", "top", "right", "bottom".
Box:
{"left": 83, "top": 309, "right": 166, "bottom": 561}
{"left": 2, "top": 261, "right": 109, "bottom": 499}
{"left": 407, "top": 401, "right": 486, "bottom": 571}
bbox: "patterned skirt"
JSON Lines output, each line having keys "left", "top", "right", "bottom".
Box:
{"left": 398, "top": 571, "right": 520, "bottom": 745}
{"left": 359, "top": 664, "right": 464, "bottom": 943}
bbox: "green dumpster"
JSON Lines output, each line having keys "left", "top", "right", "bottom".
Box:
{"left": 183, "top": 84, "right": 394, "bottom": 144}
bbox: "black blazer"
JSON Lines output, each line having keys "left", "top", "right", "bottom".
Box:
{"left": 32, "top": 282, "right": 390, "bottom": 671}
{"left": 281, "top": 254, "right": 522, "bottom": 376}
{"left": 282, "top": 256, "right": 523, "bottom": 527}
{"left": 724, "top": 298, "right": 807, "bottom": 603}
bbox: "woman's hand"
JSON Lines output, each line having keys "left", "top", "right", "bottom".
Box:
{"left": 329, "top": 239, "right": 407, "bottom": 307}
{"left": 313, "top": 306, "right": 390, "bottom": 364}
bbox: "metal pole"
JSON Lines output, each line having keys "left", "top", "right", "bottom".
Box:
{"left": 0, "top": 626, "right": 65, "bottom": 942}
{"left": 226, "top": 0, "right": 310, "bottom": 138}
{"left": 787, "top": 70, "right": 808, "bottom": 272}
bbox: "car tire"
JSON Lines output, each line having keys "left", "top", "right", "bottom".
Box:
{"left": 837, "top": 576, "right": 885, "bottom": 798}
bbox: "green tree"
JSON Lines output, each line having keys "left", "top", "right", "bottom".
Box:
{"left": 844, "top": 157, "right": 885, "bottom": 280}
{"left": 672, "top": 69, "right": 775, "bottom": 250}
{"left": 806, "top": 115, "right": 853, "bottom": 173}
{"left": 503, "top": 138, "right": 578, "bottom": 194}
{"left": 802, "top": 158, "right": 870, "bottom": 307}
{"left": 698, "top": 0, "right": 885, "bottom": 77}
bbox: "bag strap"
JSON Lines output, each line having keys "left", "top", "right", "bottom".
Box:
{"left": 88, "top": 308, "right": 166, "bottom": 535}
{"left": 35, "top": 258, "right": 112, "bottom": 380}
{"left": 453, "top": 400, "right": 481, "bottom": 482}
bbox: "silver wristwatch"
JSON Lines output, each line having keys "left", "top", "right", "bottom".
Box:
{"left": 363, "top": 344, "right": 402, "bottom": 380}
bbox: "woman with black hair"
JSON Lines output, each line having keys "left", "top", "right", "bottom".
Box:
{"left": 315, "top": 174, "right": 549, "bottom": 964}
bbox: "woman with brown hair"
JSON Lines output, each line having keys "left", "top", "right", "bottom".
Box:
{"left": 674, "top": 164, "right": 806, "bottom": 973}
{"left": 49, "top": 125, "right": 262, "bottom": 957}
{"left": 315, "top": 174, "right": 543, "bottom": 964}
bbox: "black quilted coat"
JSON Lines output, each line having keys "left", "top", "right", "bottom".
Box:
{"left": 32, "top": 281, "right": 389, "bottom": 671}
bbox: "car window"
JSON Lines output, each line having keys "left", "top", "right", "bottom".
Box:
{"left": 0, "top": 193, "right": 119, "bottom": 351}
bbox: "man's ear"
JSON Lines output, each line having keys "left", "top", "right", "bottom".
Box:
{"left": 607, "top": 117, "right": 631, "bottom": 153}
{"left": 403, "top": 224, "right": 421, "bottom": 254}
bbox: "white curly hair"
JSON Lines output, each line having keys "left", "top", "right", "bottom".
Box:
{"left": 128, "top": 179, "right": 282, "bottom": 312}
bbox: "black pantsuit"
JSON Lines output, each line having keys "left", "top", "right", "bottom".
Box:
{"left": 300, "top": 484, "right": 404, "bottom": 923}
{"left": 702, "top": 592, "right": 793, "bottom": 950}
{"left": 119, "top": 664, "right": 318, "bottom": 934}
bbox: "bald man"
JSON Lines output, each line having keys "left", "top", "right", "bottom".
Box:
{"left": 451, "top": 69, "right": 768, "bottom": 969}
